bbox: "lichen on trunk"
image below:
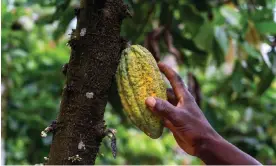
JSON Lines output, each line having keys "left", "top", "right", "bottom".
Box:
{"left": 46, "top": 0, "right": 128, "bottom": 164}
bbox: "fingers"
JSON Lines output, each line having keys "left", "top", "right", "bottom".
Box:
{"left": 167, "top": 88, "right": 178, "bottom": 106}
{"left": 145, "top": 97, "right": 178, "bottom": 122}
{"left": 158, "top": 63, "right": 187, "bottom": 103}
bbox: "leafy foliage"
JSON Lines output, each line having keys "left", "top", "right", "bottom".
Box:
{"left": 2, "top": 0, "right": 276, "bottom": 164}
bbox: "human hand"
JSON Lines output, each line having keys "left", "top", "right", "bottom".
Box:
{"left": 145, "top": 63, "right": 222, "bottom": 156}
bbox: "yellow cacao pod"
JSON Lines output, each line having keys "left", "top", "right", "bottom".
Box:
{"left": 115, "top": 45, "right": 167, "bottom": 139}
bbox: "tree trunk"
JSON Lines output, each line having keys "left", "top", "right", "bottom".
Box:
{"left": 47, "top": 0, "right": 128, "bottom": 164}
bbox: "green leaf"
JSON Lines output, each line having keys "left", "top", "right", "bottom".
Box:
{"left": 220, "top": 4, "right": 242, "bottom": 29}
{"left": 171, "top": 29, "right": 206, "bottom": 54}
{"left": 53, "top": 6, "right": 74, "bottom": 40}
{"left": 232, "top": 71, "right": 244, "bottom": 93}
{"left": 255, "top": 21, "right": 276, "bottom": 34}
{"left": 214, "top": 26, "right": 229, "bottom": 54}
{"left": 188, "top": 0, "right": 210, "bottom": 11}
{"left": 241, "top": 42, "right": 261, "bottom": 58}
{"left": 256, "top": 65, "right": 275, "bottom": 95}
{"left": 178, "top": 4, "right": 204, "bottom": 37}
{"left": 193, "top": 22, "right": 214, "bottom": 51}
{"left": 212, "top": 38, "right": 225, "bottom": 66}
{"left": 10, "top": 49, "right": 28, "bottom": 58}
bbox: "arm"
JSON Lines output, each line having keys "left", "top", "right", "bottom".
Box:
{"left": 145, "top": 63, "right": 261, "bottom": 165}
{"left": 196, "top": 137, "right": 261, "bottom": 165}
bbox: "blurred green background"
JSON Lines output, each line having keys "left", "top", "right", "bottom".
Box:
{"left": 1, "top": 0, "right": 276, "bottom": 165}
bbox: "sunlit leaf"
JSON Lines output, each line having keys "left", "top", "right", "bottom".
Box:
{"left": 220, "top": 4, "right": 241, "bottom": 29}
{"left": 255, "top": 21, "right": 276, "bottom": 34}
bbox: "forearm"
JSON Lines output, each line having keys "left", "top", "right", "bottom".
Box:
{"left": 195, "top": 137, "right": 262, "bottom": 165}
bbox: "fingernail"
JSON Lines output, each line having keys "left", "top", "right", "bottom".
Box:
{"left": 158, "top": 62, "right": 165, "bottom": 67}
{"left": 157, "top": 63, "right": 163, "bottom": 67}
{"left": 146, "top": 97, "right": 156, "bottom": 108}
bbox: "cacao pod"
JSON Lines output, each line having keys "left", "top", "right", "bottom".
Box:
{"left": 115, "top": 45, "right": 167, "bottom": 139}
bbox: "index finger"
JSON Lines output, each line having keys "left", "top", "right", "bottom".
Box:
{"left": 158, "top": 62, "right": 188, "bottom": 103}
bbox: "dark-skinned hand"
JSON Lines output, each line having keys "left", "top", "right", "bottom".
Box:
{"left": 145, "top": 62, "right": 222, "bottom": 156}
{"left": 145, "top": 63, "right": 261, "bottom": 165}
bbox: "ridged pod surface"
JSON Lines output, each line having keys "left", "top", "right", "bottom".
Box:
{"left": 116, "top": 45, "right": 167, "bottom": 139}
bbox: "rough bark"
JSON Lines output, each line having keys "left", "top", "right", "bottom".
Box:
{"left": 46, "top": 0, "right": 128, "bottom": 164}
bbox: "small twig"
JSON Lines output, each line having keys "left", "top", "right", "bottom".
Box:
{"left": 133, "top": 2, "right": 156, "bottom": 43}
{"left": 41, "top": 120, "right": 57, "bottom": 137}
{"left": 188, "top": 73, "right": 201, "bottom": 107}
{"left": 62, "top": 63, "right": 69, "bottom": 76}
{"left": 121, "top": 4, "right": 133, "bottom": 19}
{"left": 105, "top": 129, "right": 117, "bottom": 158}
{"left": 164, "top": 28, "right": 184, "bottom": 64}
{"left": 144, "top": 26, "right": 165, "bottom": 62}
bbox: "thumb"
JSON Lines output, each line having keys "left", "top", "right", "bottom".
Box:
{"left": 145, "top": 97, "right": 176, "bottom": 121}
